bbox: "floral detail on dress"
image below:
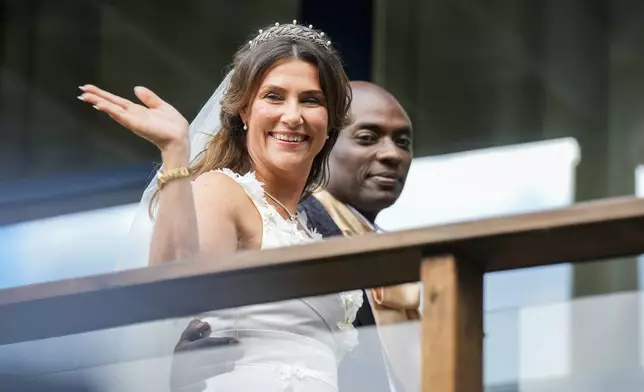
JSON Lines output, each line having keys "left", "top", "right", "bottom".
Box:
{"left": 335, "top": 290, "right": 363, "bottom": 357}
{"left": 213, "top": 169, "right": 322, "bottom": 247}
{"left": 214, "top": 168, "right": 265, "bottom": 201}
{"left": 275, "top": 363, "right": 331, "bottom": 391}
{"left": 276, "top": 364, "right": 308, "bottom": 381}
{"left": 340, "top": 291, "right": 363, "bottom": 324}
{"left": 211, "top": 169, "right": 363, "bottom": 362}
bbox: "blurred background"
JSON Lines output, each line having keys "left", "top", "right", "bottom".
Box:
{"left": 3, "top": 0, "right": 644, "bottom": 391}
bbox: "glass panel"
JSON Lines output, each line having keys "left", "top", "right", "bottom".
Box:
{"left": 4, "top": 1, "right": 644, "bottom": 391}
{"left": 485, "top": 289, "right": 644, "bottom": 392}
{"left": 0, "top": 302, "right": 418, "bottom": 391}
{"left": 5, "top": 287, "right": 643, "bottom": 391}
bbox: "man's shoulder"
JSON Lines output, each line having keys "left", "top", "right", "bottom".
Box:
{"left": 299, "top": 194, "right": 325, "bottom": 214}
{"left": 299, "top": 195, "right": 344, "bottom": 238}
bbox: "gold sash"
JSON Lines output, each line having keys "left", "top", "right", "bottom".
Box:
{"left": 313, "top": 190, "right": 422, "bottom": 391}
{"left": 312, "top": 190, "right": 420, "bottom": 324}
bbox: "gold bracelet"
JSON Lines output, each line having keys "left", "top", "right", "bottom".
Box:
{"left": 157, "top": 167, "right": 190, "bottom": 189}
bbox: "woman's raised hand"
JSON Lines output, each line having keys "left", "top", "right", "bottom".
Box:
{"left": 79, "top": 85, "right": 190, "bottom": 153}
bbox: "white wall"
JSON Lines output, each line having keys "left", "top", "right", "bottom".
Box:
{"left": 377, "top": 137, "right": 581, "bottom": 386}
{"left": 378, "top": 137, "right": 580, "bottom": 312}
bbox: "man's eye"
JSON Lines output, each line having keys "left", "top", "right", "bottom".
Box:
{"left": 356, "top": 133, "right": 377, "bottom": 143}
{"left": 397, "top": 138, "right": 412, "bottom": 148}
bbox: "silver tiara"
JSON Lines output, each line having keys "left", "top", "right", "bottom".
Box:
{"left": 247, "top": 20, "right": 332, "bottom": 51}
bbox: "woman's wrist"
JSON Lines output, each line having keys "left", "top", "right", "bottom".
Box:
{"left": 161, "top": 140, "right": 190, "bottom": 169}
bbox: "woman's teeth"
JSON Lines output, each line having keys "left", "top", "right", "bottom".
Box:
{"left": 271, "top": 133, "right": 306, "bottom": 142}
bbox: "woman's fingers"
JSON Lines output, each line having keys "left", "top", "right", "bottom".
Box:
{"left": 96, "top": 102, "right": 138, "bottom": 130}
{"left": 79, "top": 84, "right": 132, "bottom": 109}
{"left": 134, "top": 86, "right": 167, "bottom": 110}
{"left": 78, "top": 84, "right": 189, "bottom": 150}
{"left": 81, "top": 93, "right": 142, "bottom": 131}
{"left": 78, "top": 91, "right": 113, "bottom": 108}
{"left": 79, "top": 92, "right": 125, "bottom": 116}
{"left": 83, "top": 94, "right": 122, "bottom": 114}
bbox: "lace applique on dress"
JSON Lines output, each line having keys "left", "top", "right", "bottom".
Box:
{"left": 211, "top": 168, "right": 362, "bottom": 361}
{"left": 336, "top": 291, "right": 364, "bottom": 357}
{"left": 213, "top": 168, "right": 322, "bottom": 246}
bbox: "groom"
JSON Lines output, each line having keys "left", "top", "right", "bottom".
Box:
{"left": 299, "top": 81, "right": 418, "bottom": 392}
{"left": 171, "top": 81, "right": 419, "bottom": 392}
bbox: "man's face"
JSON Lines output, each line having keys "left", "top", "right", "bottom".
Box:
{"left": 327, "top": 87, "right": 413, "bottom": 215}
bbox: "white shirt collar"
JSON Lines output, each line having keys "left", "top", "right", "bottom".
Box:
{"left": 345, "top": 204, "right": 387, "bottom": 233}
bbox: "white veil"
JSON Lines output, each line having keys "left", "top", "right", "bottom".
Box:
{"left": 119, "top": 70, "right": 234, "bottom": 271}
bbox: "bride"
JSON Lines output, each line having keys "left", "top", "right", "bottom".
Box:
{"left": 78, "top": 21, "right": 363, "bottom": 391}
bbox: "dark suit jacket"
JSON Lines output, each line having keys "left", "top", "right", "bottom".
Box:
{"left": 299, "top": 196, "right": 399, "bottom": 392}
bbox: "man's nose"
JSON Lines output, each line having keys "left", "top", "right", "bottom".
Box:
{"left": 281, "top": 100, "right": 303, "bottom": 129}
{"left": 376, "top": 138, "right": 403, "bottom": 165}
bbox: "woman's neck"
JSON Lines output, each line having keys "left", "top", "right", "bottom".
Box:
{"left": 254, "top": 167, "right": 306, "bottom": 218}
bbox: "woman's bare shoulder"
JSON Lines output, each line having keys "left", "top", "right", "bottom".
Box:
{"left": 193, "top": 170, "right": 244, "bottom": 191}
{"left": 192, "top": 170, "right": 262, "bottom": 249}
{"left": 192, "top": 170, "right": 249, "bottom": 208}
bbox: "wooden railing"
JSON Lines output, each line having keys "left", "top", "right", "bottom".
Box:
{"left": 2, "top": 196, "right": 644, "bottom": 391}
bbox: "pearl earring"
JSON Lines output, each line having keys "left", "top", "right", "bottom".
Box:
{"left": 243, "top": 123, "right": 248, "bottom": 131}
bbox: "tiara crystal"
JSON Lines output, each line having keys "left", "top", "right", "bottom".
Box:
{"left": 247, "top": 20, "right": 332, "bottom": 51}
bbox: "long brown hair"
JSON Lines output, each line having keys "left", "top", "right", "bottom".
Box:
{"left": 151, "top": 24, "right": 352, "bottom": 216}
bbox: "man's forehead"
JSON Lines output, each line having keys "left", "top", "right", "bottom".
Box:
{"left": 350, "top": 82, "right": 410, "bottom": 126}
{"left": 349, "top": 109, "right": 411, "bottom": 132}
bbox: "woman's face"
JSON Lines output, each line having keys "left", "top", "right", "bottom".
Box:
{"left": 242, "top": 58, "right": 328, "bottom": 183}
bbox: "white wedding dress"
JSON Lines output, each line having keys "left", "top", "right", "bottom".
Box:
{"left": 200, "top": 169, "right": 364, "bottom": 392}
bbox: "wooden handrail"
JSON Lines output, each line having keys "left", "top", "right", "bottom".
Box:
{"left": 1, "top": 196, "right": 643, "bottom": 347}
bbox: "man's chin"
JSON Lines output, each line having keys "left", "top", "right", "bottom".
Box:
{"left": 364, "top": 190, "right": 400, "bottom": 211}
